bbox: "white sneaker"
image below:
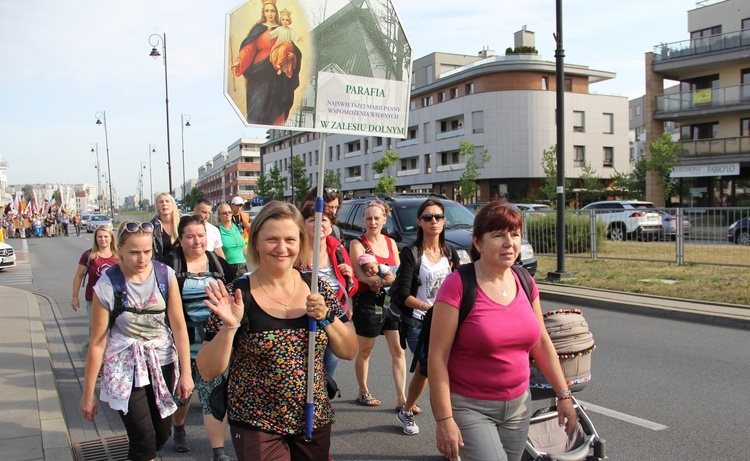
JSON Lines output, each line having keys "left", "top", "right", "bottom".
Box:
{"left": 397, "top": 406, "right": 419, "bottom": 435}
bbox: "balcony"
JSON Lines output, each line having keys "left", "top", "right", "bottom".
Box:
{"left": 680, "top": 136, "right": 750, "bottom": 159}
{"left": 436, "top": 162, "right": 466, "bottom": 172}
{"left": 396, "top": 138, "right": 419, "bottom": 148}
{"left": 345, "top": 176, "right": 362, "bottom": 183}
{"left": 396, "top": 168, "right": 419, "bottom": 177}
{"left": 654, "top": 30, "right": 750, "bottom": 63}
{"left": 654, "top": 84, "right": 750, "bottom": 119}
{"left": 344, "top": 150, "right": 361, "bottom": 159}
{"left": 436, "top": 128, "right": 464, "bottom": 141}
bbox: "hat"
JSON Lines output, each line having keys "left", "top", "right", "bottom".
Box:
{"left": 357, "top": 254, "right": 377, "bottom": 266}
{"left": 230, "top": 196, "right": 245, "bottom": 206}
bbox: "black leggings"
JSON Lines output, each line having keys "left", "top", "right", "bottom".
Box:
{"left": 119, "top": 364, "right": 175, "bottom": 461}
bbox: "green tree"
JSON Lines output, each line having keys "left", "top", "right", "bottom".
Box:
{"left": 323, "top": 169, "right": 342, "bottom": 189}
{"left": 610, "top": 156, "right": 646, "bottom": 200}
{"left": 577, "top": 162, "right": 605, "bottom": 205}
{"left": 458, "top": 141, "right": 491, "bottom": 202}
{"left": 290, "top": 155, "right": 311, "bottom": 205}
{"left": 183, "top": 187, "right": 203, "bottom": 210}
{"left": 254, "top": 172, "right": 272, "bottom": 202}
{"left": 646, "top": 132, "right": 681, "bottom": 200}
{"left": 541, "top": 146, "right": 572, "bottom": 206}
{"left": 268, "top": 165, "right": 286, "bottom": 202}
{"left": 372, "top": 149, "right": 399, "bottom": 194}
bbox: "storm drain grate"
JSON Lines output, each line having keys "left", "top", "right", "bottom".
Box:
{"left": 72, "top": 435, "right": 129, "bottom": 461}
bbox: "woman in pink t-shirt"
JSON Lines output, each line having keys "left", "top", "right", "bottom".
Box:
{"left": 429, "top": 202, "right": 576, "bottom": 461}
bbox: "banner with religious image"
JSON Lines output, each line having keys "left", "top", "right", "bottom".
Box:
{"left": 224, "top": 0, "right": 412, "bottom": 138}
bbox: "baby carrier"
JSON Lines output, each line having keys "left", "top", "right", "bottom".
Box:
{"left": 523, "top": 309, "right": 607, "bottom": 461}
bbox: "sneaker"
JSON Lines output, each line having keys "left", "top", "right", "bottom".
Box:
{"left": 397, "top": 406, "right": 419, "bottom": 435}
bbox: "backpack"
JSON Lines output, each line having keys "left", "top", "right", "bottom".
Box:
{"left": 410, "top": 263, "right": 533, "bottom": 377}
{"left": 80, "top": 249, "right": 92, "bottom": 288}
{"left": 106, "top": 261, "right": 171, "bottom": 331}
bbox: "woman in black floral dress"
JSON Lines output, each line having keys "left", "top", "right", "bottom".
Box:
{"left": 196, "top": 201, "right": 357, "bottom": 461}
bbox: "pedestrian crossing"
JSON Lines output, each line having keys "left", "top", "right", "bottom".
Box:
{"left": 0, "top": 262, "right": 33, "bottom": 287}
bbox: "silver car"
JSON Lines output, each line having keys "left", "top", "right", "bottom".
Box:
{"left": 86, "top": 214, "right": 113, "bottom": 233}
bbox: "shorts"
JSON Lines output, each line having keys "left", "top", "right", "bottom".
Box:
{"left": 351, "top": 291, "right": 398, "bottom": 338}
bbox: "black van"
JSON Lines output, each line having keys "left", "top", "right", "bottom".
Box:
{"left": 335, "top": 194, "right": 537, "bottom": 275}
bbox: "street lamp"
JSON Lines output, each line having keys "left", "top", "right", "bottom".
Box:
{"left": 148, "top": 144, "right": 156, "bottom": 211}
{"left": 95, "top": 111, "right": 115, "bottom": 220}
{"left": 138, "top": 162, "right": 147, "bottom": 210}
{"left": 180, "top": 113, "right": 191, "bottom": 203}
{"left": 148, "top": 33, "right": 173, "bottom": 195}
{"left": 90, "top": 142, "right": 102, "bottom": 213}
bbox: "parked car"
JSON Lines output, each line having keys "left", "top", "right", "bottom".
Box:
{"left": 248, "top": 205, "right": 264, "bottom": 223}
{"left": 336, "top": 194, "right": 537, "bottom": 275}
{"left": 630, "top": 203, "right": 692, "bottom": 240}
{"left": 466, "top": 202, "right": 486, "bottom": 214}
{"left": 80, "top": 213, "right": 92, "bottom": 228}
{"left": 515, "top": 203, "right": 553, "bottom": 217}
{"left": 86, "top": 214, "right": 113, "bottom": 233}
{"left": 580, "top": 200, "right": 662, "bottom": 241}
{"left": 727, "top": 217, "right": 750, "bottom": 245}
{"left": 0, "top": 242, "right": 16, "bottom": 271}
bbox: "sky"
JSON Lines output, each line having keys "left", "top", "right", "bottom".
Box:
{"left": 0, "top": 0, "right": 702, "bottom": 202}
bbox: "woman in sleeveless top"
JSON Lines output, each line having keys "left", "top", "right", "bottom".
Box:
{"left": 349, "top": 200, "right": 405, "bottom": 409}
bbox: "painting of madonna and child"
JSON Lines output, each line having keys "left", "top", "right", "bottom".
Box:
{"left": 225, "top": 0, "right": 412, "bottom": 138}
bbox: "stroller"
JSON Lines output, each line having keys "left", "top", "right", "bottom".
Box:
{"left": 523, "top": 309, "right": 607, "bottom": 461}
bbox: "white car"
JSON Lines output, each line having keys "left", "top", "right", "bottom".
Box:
{"left": 0, "top": 242, "right": 16, "bottom": 270}
{"left": 248, "top": 206, "right": 264, "bottom": 223}
{"left": 580, "top": 200, "right": 662, "bottom": 241}
{"left": 86, "top": 214, "right": 113, "bottom": 233}
{"left": 514, "top": 203, "right": 553, "bottom": 217}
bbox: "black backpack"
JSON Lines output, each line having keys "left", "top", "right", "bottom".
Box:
{"left": 410, "top": 263, "right": 533, "bottom": 377}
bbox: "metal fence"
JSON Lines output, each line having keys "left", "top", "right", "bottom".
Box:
{"left": 522, "top": 207, "right": 750, "bottom": 268}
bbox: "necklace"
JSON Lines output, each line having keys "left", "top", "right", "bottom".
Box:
{"left": 476, "top": 265, "right": 508, "bottom": 298}
{"left": 257, "top": 273, "right": 297, "bottom": 310}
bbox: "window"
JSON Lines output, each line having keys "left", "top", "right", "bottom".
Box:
{"left": 564, "top": 78, "right": 572, "bottom": 92}
{"left": 400, "top": 158, "right": 418, "bottom": 170}
{"left": 410, "top": 100, "right": 417, "bottom": 110}
{"left": 574, "top": 146, "right": 585, "bottom": 166}
{"left": 472, "top": 111, "right": 484, "bottom": 133}
{"left": 346, "top": 141, "right": 361, "bottom": 152}
{"left": 573, "top": 111, "right": 585, "bottom": 132}
{"left": 437, "top": 92, "right": 445, "bottom": 103}
{"left": 742, "top": 69, "right": 750, "bottom": 101}
{"left": 426, "top": 65, "right": 434, "bottom": 85}
{"left": 423, "top": 122, "right": 430, "bottom": 142}
{"left": 336, "top": 145, "right": 341, "bottom": 160}
{"left": 542, "top": 76, "right": 549, "bottom": 90}
{"left": 441, "top": 151, "right": 460, "bottom": 165}
{"left": 408, "top": 126, "right": 418, "bottom": 140}
{"left": 635, "top": 105, "right": 641, "bottom": 116}
{"left": 329, "top": 146, "right": 333, "bottom": 162}
{"left": 603, "top": 147, "right": 614, "bottom": 167}
{"left": 450, "top": 87, "right": 458, "bottom": 99}
{"left": 630, "top": 147, "right": 635, "bottom": 163}
{"left": 424, "top": 154, "right": 431, "bottom": 174}
{"left": 680, "top": 122, "right": 718, "bottom": 140}
{"left": 465, "top": 83, "right": 474, "bottom": 95}
{"left": 603, "top": 113, "right": 613, "bottom": 134}
{"left": 742, "top": 118, "right": 750, "bottom": 137}
{"left": 374, "top": 137, "right": 383, "bottom": 147}
{"left": 421, "top": 96, "right": 433, "bottom": 107}
{"left": 690, "top": 25, "right": 722, "bottom": 41}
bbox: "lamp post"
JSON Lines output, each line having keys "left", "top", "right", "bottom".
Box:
{"left": 180, "top": 113, "right": 191, "bottom": 203}
{"left": 95, "top": 111, "right": 115, "bottom": 220}
{"left": 90, "top": 142, "right": 102, "bottom": 213}
{"left": 138, "top": 162, "right": 147, "bottom": 210}
{"left": 148, "top": 33, "right": 173, "bottom": 195}
{"left": 148, "top": 144, "right": 156, "bottom": 211}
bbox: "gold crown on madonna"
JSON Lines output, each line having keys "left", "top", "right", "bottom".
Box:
{"left": 262, "top": 0, "right": 277, "bottom": 5}
{"left": 279, "top": 8, "right": 292, "bottom": 18}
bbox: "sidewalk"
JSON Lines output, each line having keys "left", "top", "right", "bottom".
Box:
{"left": 1, "top": 274, "right": 748, "bottom": 461}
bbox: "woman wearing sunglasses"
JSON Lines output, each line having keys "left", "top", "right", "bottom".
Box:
{"left": 80, "top": 221, "right": 194, "bottom": 461}
{"left": 349, "top": 200, "right": 405, "bottom": 409}
{"left": 391, "top": 198, "right": 460, "bottom": 435}
{"left": 217, "top": 203, "right": 248, "bottom": 276}
{"left": 160, "top": 215, "right": 236, "bottom": 459}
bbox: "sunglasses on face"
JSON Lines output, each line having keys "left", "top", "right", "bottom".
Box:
{"left": 420, "top": 214, "right": 445, "bottom": 222}
{"left": 118, "top": 221, "right": 154, "bottom": 239}
{"left": 324, "top": 187, "right": 340, "bottom": 195}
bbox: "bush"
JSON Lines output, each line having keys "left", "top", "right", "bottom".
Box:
{"left": 526, "top": 214, "right": 605, "bottom": 254}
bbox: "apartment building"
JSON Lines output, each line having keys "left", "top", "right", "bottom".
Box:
{"left": 647, "top": 0, "right": 750, "bottom": 206}
{"left": 261, "top": 28, "right": 629, "bottom": 203}
{"left": 196, "top": 138, "right": 263, "bottom": 206}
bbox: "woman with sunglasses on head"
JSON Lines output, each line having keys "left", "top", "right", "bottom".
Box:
{"left": 302, "top": 185, "right": 345, "bottom": 241}
{"left": 429, "top": 202, "right": 576, "bottom": 461}
{"left": 160, "top": 215, "right": 236, "bottom": 460}
{"left": 217, "top": 203, "right": 248, "bottom": 276}
{"left": 297, "top": 201, "right": 358, "bottom": 379}
{"left": 349, "top": 200, "right": 405, "bottom": 409}
{"left": 71, "top": 225, "right": 119, "bottom": 355}
{"left": 80, "top": 221, "right": 194, "bottom": 461}
{"left": 390, "top": 198, "right": 460, "bottom": 435}
{"left": 151, "top": 192, "right": 181, "bottom": 259}
{"left": 197, "top": 202, "right": 357, "bottom": 461}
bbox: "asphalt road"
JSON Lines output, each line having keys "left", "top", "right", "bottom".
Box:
{"left": 3, "top": 235, "right": 749, "bottom": 460}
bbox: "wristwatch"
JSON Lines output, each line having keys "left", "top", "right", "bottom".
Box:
{"left": 318, "top": 309, "right": 337, "bottom": 327}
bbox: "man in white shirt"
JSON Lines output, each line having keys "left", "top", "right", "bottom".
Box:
{"left": 193, "top": 199, "right": 225, "bottom": 259}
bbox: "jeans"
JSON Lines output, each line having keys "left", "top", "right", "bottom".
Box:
{"left": 451, "top": 390, "right": 531, "bottom": 461}
{"left": 406, "top": 324, "right": 421, "bottom": 354}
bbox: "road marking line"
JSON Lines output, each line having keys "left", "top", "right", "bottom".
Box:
{"left": 577, "top": 400, "right": 669, "bottom": 431}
